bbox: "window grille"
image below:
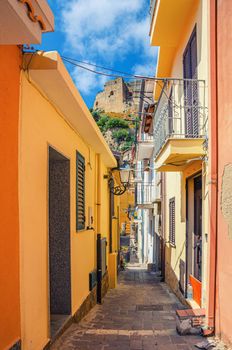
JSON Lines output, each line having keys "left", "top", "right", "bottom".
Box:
{"left": 169, "top": 197, "right": 175, "bottom": 245}
{"left": 76, "top": 151, "right": 85, "bottom": 231}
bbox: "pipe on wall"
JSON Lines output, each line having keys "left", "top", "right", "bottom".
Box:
{"left": 205, "top": 0, "right": 218, "bottom": 335}
{"left": 109, "top": 184, "right": 113, "bottom": 254}
{"left": 96, "top": 154, "right": 102, "bottom": 234}
{"left": 161, "top": 172, "right": 166, "bottom": 281}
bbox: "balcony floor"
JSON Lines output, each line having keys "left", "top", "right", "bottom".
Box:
{"left": 155, "top": 138, "right": 206, "bottom": 172}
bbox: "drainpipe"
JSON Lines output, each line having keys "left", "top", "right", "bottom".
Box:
{"left": 185, "top": 179, "right": 189, "bottom": 298}
{"left": 109, "top": 187, "right": 113, "bottom": 254}
{"left": 161, "top": 172, "right": 166, "bottom": 281}
{"left": 96, "top": 154, "right": 102, "bottom": 234}
{"left": 204, "top": 0, "right": 218, "bottom": 336}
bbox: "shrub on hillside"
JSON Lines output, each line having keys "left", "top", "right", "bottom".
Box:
{"left": 106, "top": 118, "right": 129, "bottom": 129}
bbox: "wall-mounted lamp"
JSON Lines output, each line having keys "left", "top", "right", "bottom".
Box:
{"left": 107, "top": 164, "right": 131, "bottom": 196}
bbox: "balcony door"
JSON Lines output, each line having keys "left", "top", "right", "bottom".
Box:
{"left": 183, "top": 26, "right": 198, "bottom": 137}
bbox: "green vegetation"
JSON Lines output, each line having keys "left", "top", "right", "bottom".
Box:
{"left": 112, "top": 129, "right": 133, "bottom": 142}
{"left": 90, "top": 109, "right": 135, "bottom": 152}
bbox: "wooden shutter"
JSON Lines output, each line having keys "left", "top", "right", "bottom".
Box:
{"left": 190, "top": 32, "right": 199, "bottom": 136}
{"left": 183, "top": 26, "right": 198, "bottom": 137}
{"left": 76, "top": 151, "right": 85, "bottom": 230}
{"left": 169, "top": 197, "right": 175, "bottom": 245}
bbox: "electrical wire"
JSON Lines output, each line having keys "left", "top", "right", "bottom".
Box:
{"left": 62, "top": 56, "right": 160, "bottom": 81}
{"left": 23, "top": 48, "right": 165, "bottom": 83}
{"left": 62, "top": 57, "right": 127, "bottom": 79}
{"left": 61, "top": 55, "right": 138, "bottom": 78}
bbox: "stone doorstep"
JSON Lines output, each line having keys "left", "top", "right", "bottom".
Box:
{"left": 44, "top": 316, "right": 73, "bottom": 350}
{"left": 176, "top": 308, "right": 206, "bottom": 319}
{"left": 176, "top": 308, "right": 206, "bottom": 333}
{"left": 46, "top": 273, "right": 110, "bottom": 349}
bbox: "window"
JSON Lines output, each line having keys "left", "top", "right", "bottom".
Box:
{"left": 169, "top": 197, "right": 175, "bottom": 246}
{"left": 76, "top": 151, "right": 85, "bottom": 231}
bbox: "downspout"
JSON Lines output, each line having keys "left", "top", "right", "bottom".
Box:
{"left": 161, "top": 172, "right": 166, "bottom": 281}
{"left": 94, "top": 154, "right": 102, "bottom": 269}
{"left": 204, "top": 0, "right": 218, "bottom": 336}
{"left": 185, "top": 179, "right": 189, "bottom": 298}
{"left": 96, "top": 154, "right": 102, "bottom": 234}
{"left": 109, "top": 185, "right": 113, "bottom": 254}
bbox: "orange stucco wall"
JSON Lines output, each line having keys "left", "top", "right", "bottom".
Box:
{"left": 0, "top": 46, "right": 21, "bottom": 349}
{"left": 215, "top": 0, "right": 232, "bottom": 346}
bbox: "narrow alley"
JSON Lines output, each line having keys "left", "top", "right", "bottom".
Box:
{"left": 2, "top": 2, "right": 232, "bottom": 350}
{"left": 52, "top": 266, "right": 204, "bottom": 350}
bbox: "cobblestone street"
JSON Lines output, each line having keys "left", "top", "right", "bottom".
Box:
{"left": 51, "top": 265, "right": 216, "bottom": 350}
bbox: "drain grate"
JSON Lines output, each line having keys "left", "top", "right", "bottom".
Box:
{"left": 136, "top": 305, "right": 164, "bottom": 311}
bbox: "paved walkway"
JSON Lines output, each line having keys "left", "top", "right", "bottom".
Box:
{"left": 51, "top": 267, "right": 224, "bottom": 350}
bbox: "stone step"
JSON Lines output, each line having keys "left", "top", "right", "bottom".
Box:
{"left": 176, "top": 308, "right": 206, "bottom": 335}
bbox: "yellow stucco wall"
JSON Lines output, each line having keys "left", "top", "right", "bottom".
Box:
{"left": 119, "top": 190, "right": 134, "bottom": 233}
{"left": 19, "top": 72, "right": 116, "bottom": 350}
{"left": 159, "top": 0, "right": 209, "bottom": 306}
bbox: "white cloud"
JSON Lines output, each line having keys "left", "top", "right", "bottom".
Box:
{"left": 59, "top": 0, "right": 158, "bottom": 94}
{"left": 133, "top": 62, "right": 156, "bottom": 78}
{"left": 72, "top": 65, "right": 108, "bottom": 94}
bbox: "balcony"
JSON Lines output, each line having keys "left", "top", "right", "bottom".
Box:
{"left": 151, "top": 177, "right": 161, "bottom": 204}
{"left": 149, "top": 0, "right": 196, "bottom": 79}
{"left": 154, "top": 79, "right": 207, "bottom": 172}
{"left": 137, "top": 134, "right": 154, "bottom": 161}
{"left": 150, "top": 0, "right": 196, "bottom": 47}
{"left": 136, "top": 183, "right": 155, "bottom": 209}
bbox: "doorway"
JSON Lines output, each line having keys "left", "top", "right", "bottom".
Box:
{"left": 186, "top": 173, "right": 202, "bottom": 305}
{"left": 48, "top": 147, "right": 71, "bottom": 338}
{"left": 193, "top": 176, "right": 202, "bottom": 281}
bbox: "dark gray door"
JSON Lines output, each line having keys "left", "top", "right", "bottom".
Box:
{"left": 194, "top": 175, "right": 202, "bottom": 281}
{"left": 49, "top": 147, "right": 71, "bottom": 317}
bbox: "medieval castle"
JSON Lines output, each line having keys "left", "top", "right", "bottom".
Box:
{"left": 93, "top": 77, "right": 154, "bottom": 115}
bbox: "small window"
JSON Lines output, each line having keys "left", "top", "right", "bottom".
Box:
{"left": 96, "top": 101, "right": 98, "bottom": 106}
{"left": 109, "top": 90, "right": 114, "bottom": 96}
{"left": 169, "top": 197, "right": 175, "bottom": 246}
{"left": 76, "top": 151, "right": 85, "bottom": 231}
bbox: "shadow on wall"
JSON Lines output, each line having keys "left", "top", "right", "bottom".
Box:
{"left": 165, "top": 245, "right": 188, "bottom": 306}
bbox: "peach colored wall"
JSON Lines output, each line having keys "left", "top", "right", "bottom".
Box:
{"left": 0, "top": 46, "right": 21, "bottom": 349}
{"left": 162, "top": 0, "right": 209, "bottom": 307}
{"left": 215, "top": 0, "right": 232, "bottom": 346}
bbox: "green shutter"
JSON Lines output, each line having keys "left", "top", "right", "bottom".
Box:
{"left": 76, "top": 151, "right": 85, "bottom": 231}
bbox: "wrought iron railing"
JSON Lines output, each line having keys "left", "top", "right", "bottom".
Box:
{"left": 138, "top": 133, "right": 154, "bottom": 142}
{"left": 136, "top": 183, "right": 155, "bottom": 205}
{"left": 154, "top": 79, "right": 207, "bottom": 157}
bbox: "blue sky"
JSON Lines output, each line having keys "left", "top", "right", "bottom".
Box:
{"left": 37, "top": 0, "right": 158, "bottom": 108}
